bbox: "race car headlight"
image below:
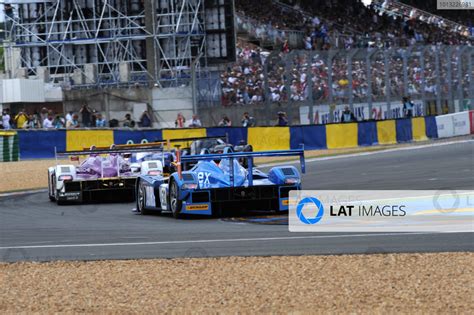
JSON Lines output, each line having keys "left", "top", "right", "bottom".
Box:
{"left": 58, "top": 175, "right": 73, "bottom": 181}
{"left": 181, "top": 183, "right": 198, "bottom": 190}
{"left": 285, "top": 178, "right": 300, "bottom": 184}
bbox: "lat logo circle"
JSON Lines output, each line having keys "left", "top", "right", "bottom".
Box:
{"left": 296, "top": 197, "right": 324, "bottom": 225}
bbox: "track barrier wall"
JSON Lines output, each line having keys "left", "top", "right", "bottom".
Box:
{"left": 9, "top": 112, "right": 473, "bottom": 159}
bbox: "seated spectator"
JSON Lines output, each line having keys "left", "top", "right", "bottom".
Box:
{"left": 140, "top": 111, "right": 152, "bottom": 127}
{"left": 175, "top": 112, "right": 186, "bottom": 128}
{"left": 123, "top": 114, "right": 135, "bottom": 128}
{"left": 218, "top": 115, "right": 232, "bottom": 127}
{"left": 189, "top": 114, "right": 202, "bottom": 128}
{"left": 96, "top": 113, "right": 107, "bottom": 127}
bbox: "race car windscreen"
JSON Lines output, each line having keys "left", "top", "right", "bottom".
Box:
{"left": 190, "top": 138, "right": 225, "bottom": 155}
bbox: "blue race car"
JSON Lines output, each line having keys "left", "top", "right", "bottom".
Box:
{"left": 135, "top": 148, "right": 305, "bottom": 218}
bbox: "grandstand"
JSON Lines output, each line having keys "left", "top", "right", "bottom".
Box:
{"left": 202, "top": 0, "right": 473, "bottom": 126}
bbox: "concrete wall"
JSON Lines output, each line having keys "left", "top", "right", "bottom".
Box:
{"left": 151, "top": 87, "right": 193, "bottom": 128}
{"left": 63, "top": 87, "right": 150, "bottom": 124}
{"left": 198, "top": 102, "right": 302, "bottom": 127}
{"left": 64, "top": 86, "right": 194, "bottom": 128}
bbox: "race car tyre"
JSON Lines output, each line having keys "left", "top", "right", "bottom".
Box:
{"left": 137, "top": 180, "right": 151, "bottom": 215}
{"left": 169, "top": 179, "right": 182, "bottom": 219}
{"left": 48, "top": 173, "right": 56, "bottom": 201}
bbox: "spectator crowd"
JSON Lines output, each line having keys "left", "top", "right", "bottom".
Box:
{"left": 0, "top": 105, "right": 153, "bottom": 130}
{"left": 222, "top": 0, "right": 472, "bottom": 107}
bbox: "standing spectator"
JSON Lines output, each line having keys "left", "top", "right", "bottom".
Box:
{"left": 39, "top": 107, "right": 48, "bottom": 124}
{"left": 189, "top": 114, "right": 202, "bottom": 128}
{"left": 90, "top": 110, "right": 97, "bottom": 128}
{"left": 65, "top": 111, "right": 73, "bottom": 123}
{"left": 2, "top": 109, "right": 11, "bottom": 130}
{"left": 276, "top": 111, "right": 288, "bottom": 126}
{"left": 14, "top": 110, "right": 28, "bottom": 129}
{"left": 241, "top": 112, "right": 255, "bottom": 127}
{"left": 43, "top": 114, "right": 54, "bottom": 129}
{"left": 80, "top": 104, "right": 92, "bottom": 127}
{"left": 139, "top": 110, "right": 152, "bottom": 127}
{"left": 218, "top": 115, "right": 232, "bottom": 127}
{"left": 402, "top": 96, "right": 414, "bottom": 118}
{"left": 340, "top": 106, "right": 356, "bottom": 122}
{"left": 26, "top": 114, "right": 41, "bottom": 129}
{"left": 96, "top": 113, "right": 106, "bottom": 127}
{"left": 282, "top": 40, "right": 290, "bottom": 53}
{"left": 66, "top": 114, "right": 80, "bottom": 128}
{"left": 123, "top": 113, "right": 135, "bottom": 128}
{"left": 175, "top": 112, "right": 186, "bottom": 128}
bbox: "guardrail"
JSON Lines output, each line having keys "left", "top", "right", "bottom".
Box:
{"left": 8, "top": 112, "right": 472, "bottom": 160}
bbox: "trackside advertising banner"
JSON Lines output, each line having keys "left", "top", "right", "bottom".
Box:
{"left": 289, "top": 190, "right": 474, "bottom": 232}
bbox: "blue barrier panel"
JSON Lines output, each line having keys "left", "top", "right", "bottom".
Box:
{"left": 290, "top": 125, "right": 327, "bottom": 150}
{"left": 395, "top": 119, "right": 413, "bottom": 142}
{"left": 424, "top": 116, "right": 438, "bottom": 139}
{"left": 114, "top": 130, "right": 163, "bottom": 145}
{"left": 357, "top": 121, "right": 378, "bottom": 146}
{"left": 206, "top": 127, "right": 248, "bottom": 146}
{"left": 18, "top": 130, "right": 66, "bottom": 159}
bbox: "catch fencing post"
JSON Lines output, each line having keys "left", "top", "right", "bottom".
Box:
{"left": 327, "top": 50, "right": 337, "bottom": 123}
{"left": 307, "top": 51, "right": 314, "bottom": 124}
{"left": 446, "top": 46, "right": 454, "bottom": 113}
{"left": 435, "top": 47, "right": 442, "bottom": 115}
{"left": 366, "top": 48, "right": 377, "bottom": 119}
{"left": 384, "top": 49, "right": 391, "bottom": 118}
{"left": 468, "top": 49, "right": 474, "bottom": 108}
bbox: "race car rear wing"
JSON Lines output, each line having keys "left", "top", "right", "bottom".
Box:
{"left": 159, "top": 135, "right": 228, "bottom": 143}
{"left": 180, "top": 149, "right": 305, "bottom": 186}
{"left": 56, "top": 143, "right": 166, "bottom": 157}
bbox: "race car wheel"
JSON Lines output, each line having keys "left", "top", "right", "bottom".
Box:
{"left": 169, "top": 179, "right": 182, "bottom": 219}
{"left": 137, "top": 181, "right": 151, "bottom": 215}
{"left": 48, "top": 173, "right": 56, "bottom": 201}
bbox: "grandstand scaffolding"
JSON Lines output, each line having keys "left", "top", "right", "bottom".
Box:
{"left": 3, "top": 0, "right": 213, "bottom": 88}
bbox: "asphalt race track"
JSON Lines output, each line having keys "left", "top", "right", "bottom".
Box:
{"left": 1, "top": 140, "right": 473, "bottom": 262}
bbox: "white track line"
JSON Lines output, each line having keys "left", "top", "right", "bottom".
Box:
{"left": 0, "top": 231, "right": 471, "bottom": 250}
{"left": 0, "top": 189, "right": 47, "bottom": 198}
{"left": 259, "top": 139, "right": 474, "bottom": 168}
